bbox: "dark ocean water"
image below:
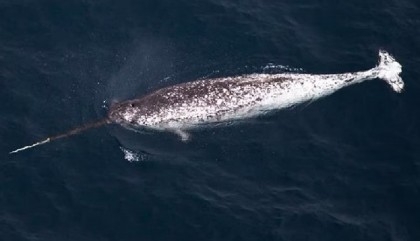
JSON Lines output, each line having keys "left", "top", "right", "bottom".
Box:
{"left": 1, "top": 0, "right": 420, "bottom": 240}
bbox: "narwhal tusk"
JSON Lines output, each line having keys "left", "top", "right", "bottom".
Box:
{"left": 9, "top": 138, "right": 51, "bottom": 154}
{"left": 9, "top": 118, "right": 110, "bottom": 154}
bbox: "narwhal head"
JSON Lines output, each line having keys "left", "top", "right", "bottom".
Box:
{"left": 108, "top": 99, "right": 150, "bottom": 127}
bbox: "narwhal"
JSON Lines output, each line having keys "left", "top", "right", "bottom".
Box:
{"left": 10, "top": 50, "right": 404, "bottom": 154}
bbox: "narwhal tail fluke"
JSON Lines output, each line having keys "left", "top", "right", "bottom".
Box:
{"left": 376, "top": 50, "right": 404, "bottom": 93}
{"left": 9, "top": 118, "right": 110, "bottom": 154}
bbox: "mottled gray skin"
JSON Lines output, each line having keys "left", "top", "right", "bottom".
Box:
{"left": 109, "top": 75, "right": 287, "bottom": 129}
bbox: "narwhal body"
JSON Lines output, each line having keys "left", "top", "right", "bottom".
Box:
{"left": 10, "top": 50, "right": 404, "bottom": 153}
{"left": 108, "top": 50, "right": 403, "bottom": 140}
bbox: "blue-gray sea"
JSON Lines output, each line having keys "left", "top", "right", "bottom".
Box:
{"left": 1, "top": 0, "right": 420, "bottom": 240}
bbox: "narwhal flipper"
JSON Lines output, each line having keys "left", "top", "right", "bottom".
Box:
{"left": 173, "top": 129, "right": 190, "bottom": 142}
